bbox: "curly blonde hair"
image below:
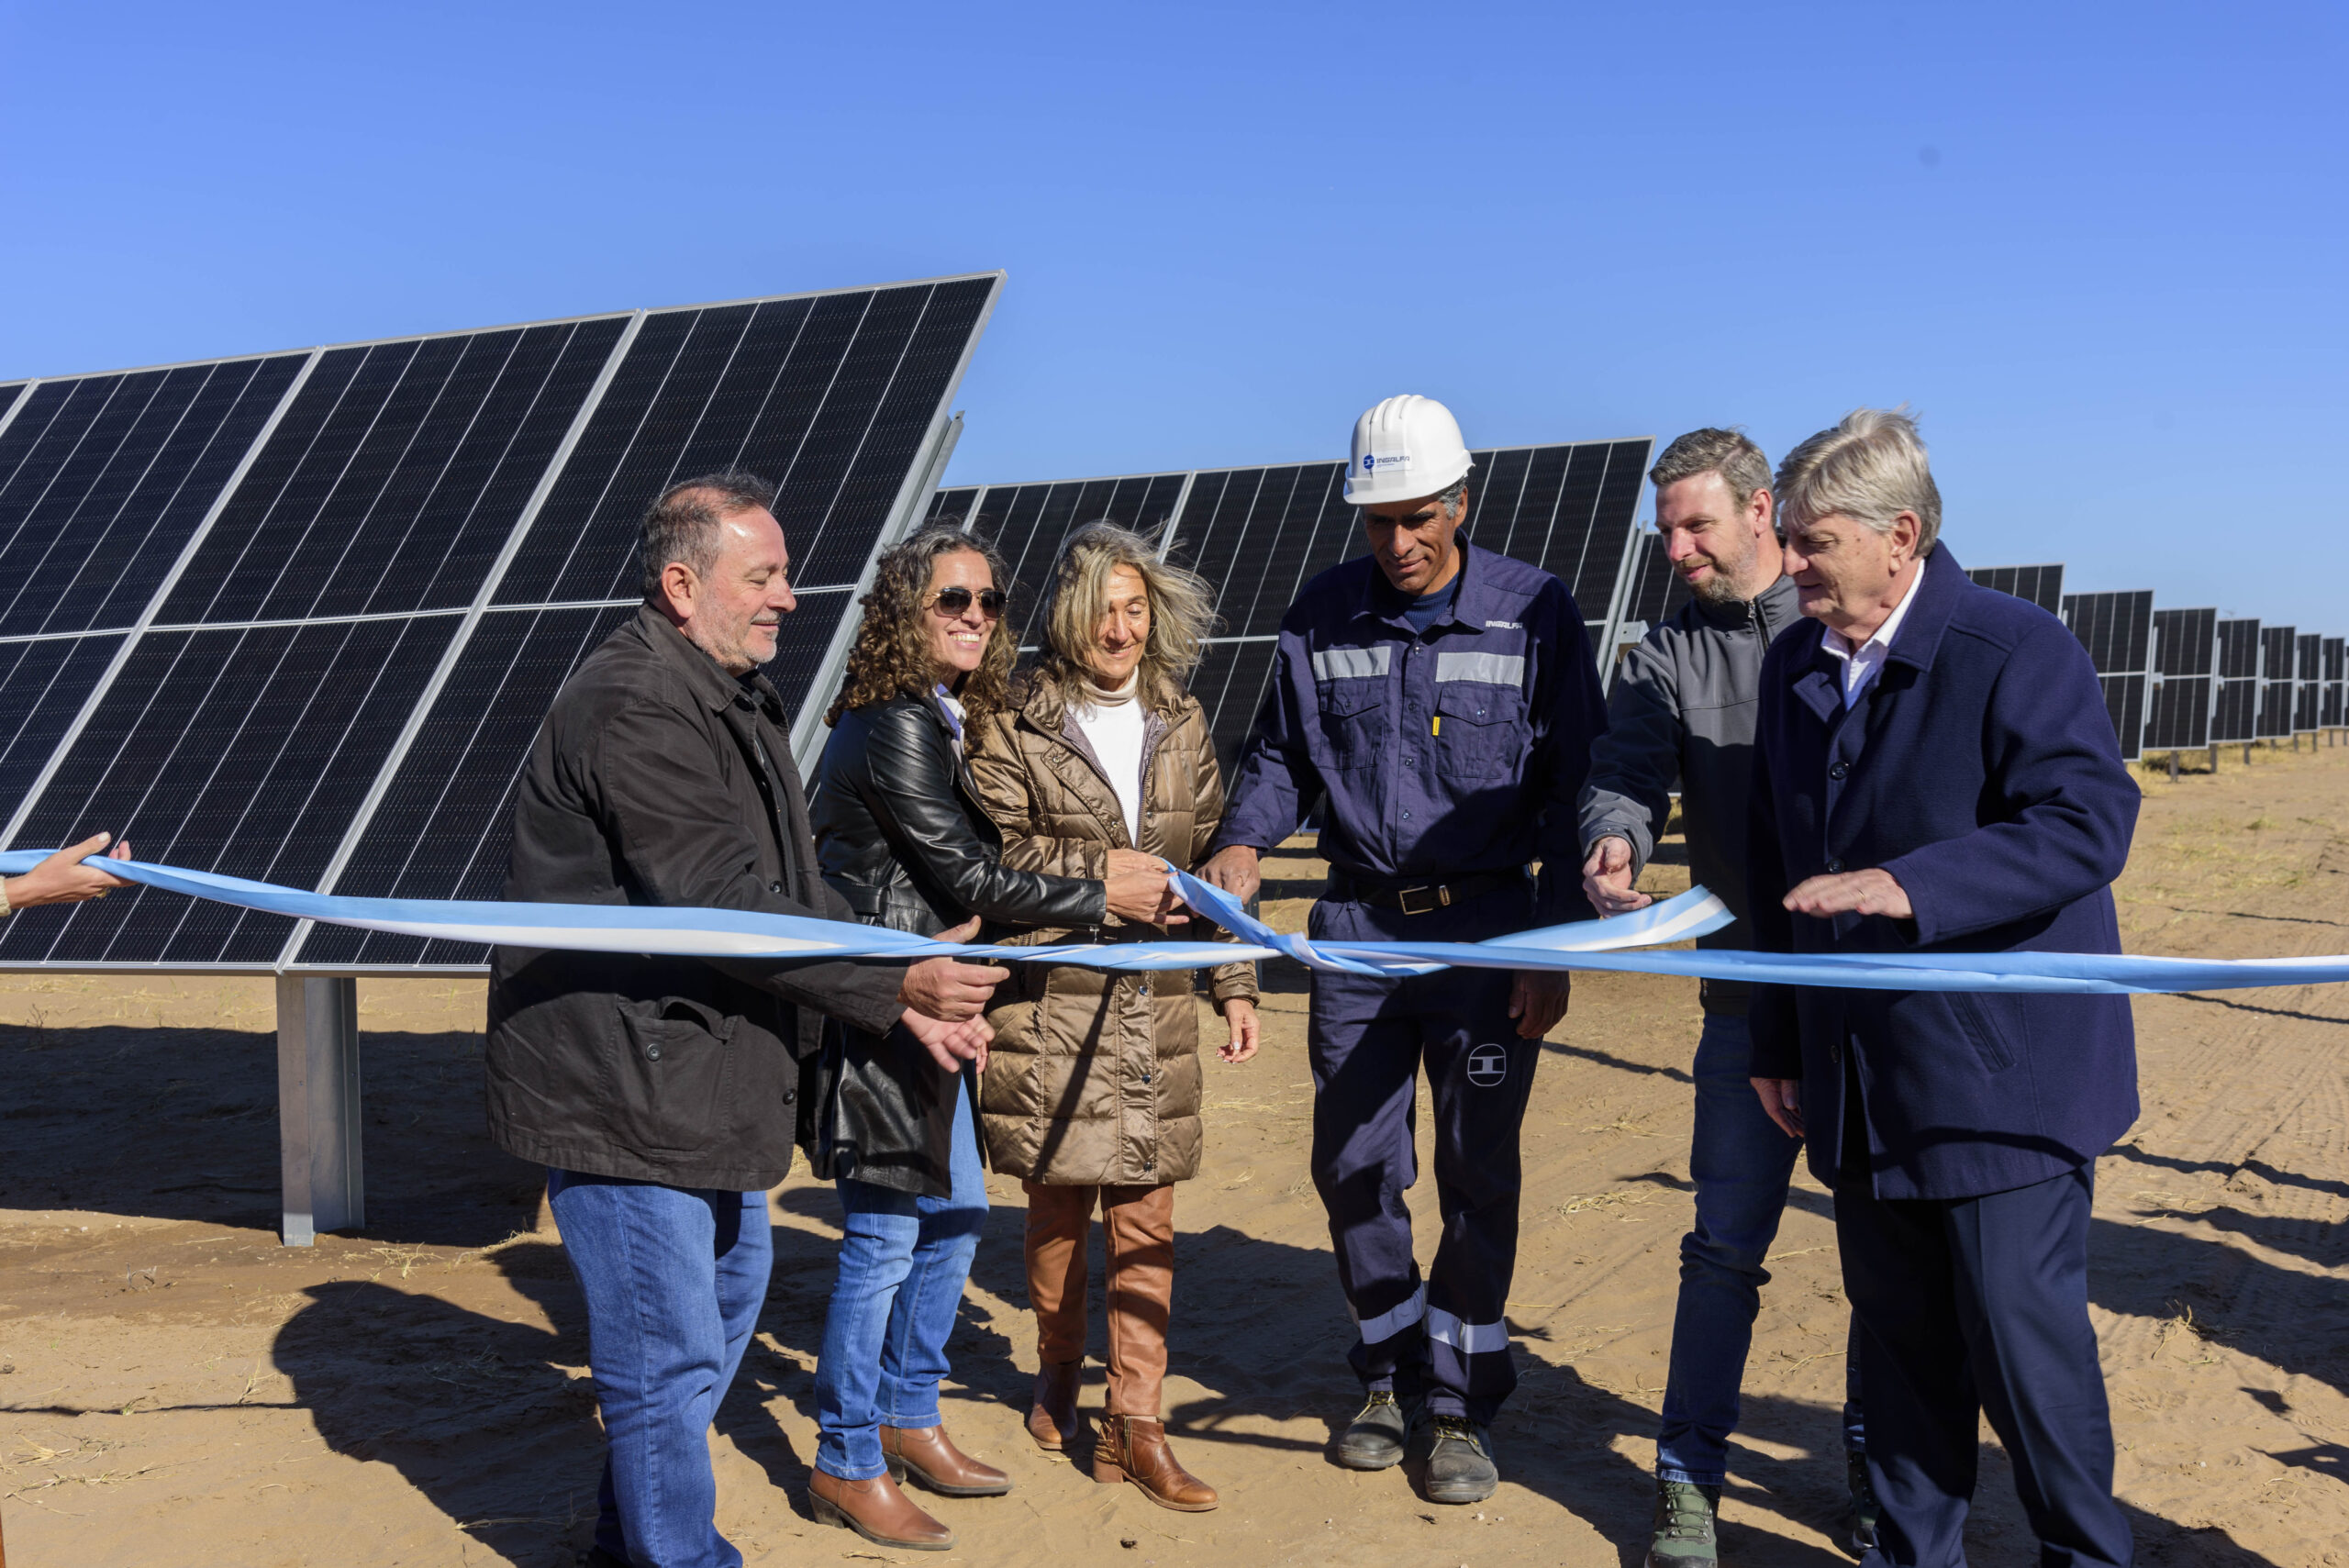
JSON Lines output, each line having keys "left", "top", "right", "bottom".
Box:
{"left": 1033, "top": 521, "right": 1218, "bottom": 713}
{"left": 826, "top": 524, "right": 1018, "bottom": 726}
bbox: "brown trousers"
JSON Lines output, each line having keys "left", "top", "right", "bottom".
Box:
{"left": 1023, "top": 1181, "right": 1176, "bottom": 1418}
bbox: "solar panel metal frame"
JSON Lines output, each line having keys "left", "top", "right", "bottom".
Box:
{"left": 2143, "top": 606, "right": 2218, "bottom": 752}
{"left": 929, "top": 438, "right": 1655, "bottom": 777}
{"left": 0, "top": 273, "right": 1002, "bottom": 977}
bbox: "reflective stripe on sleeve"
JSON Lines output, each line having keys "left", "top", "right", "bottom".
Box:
{"left": 1426, "top": 1305, "right": 1509, "bottom": 1354}
{"left": 1312, "top": 645, "right": 1392, "bottom": 681}
{"left": 1433, "top": 651, "right": 1526, "bottom": 685}
{"left": 1353, "top": 1280, "right": 1427, "bottom": 1343}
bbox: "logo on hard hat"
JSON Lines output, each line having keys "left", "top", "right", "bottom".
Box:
{"left": 1362, "top": 454, "right": 1375, "bottom": 473}
{"left": 1364, "top": 452, "right": 1413, "bottom": 473}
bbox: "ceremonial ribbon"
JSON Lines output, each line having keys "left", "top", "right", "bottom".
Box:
{"left": 1, "top": 850, "right": 2343, "bottom": 995}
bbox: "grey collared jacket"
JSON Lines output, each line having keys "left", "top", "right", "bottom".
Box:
{"left": 1577, "top": 573, "right": 1803, "bottom": 1015}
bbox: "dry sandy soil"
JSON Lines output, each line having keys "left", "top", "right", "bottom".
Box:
{"left": 3, "top": 743, "right": 2347, "bottom": 1567}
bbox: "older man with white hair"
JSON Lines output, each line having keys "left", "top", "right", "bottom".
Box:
{"left": 1744, "top": 410, "right": 2139, "bottom": 1567}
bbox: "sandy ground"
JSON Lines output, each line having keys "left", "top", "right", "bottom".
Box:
{"left": 3, "top": 741, "right": 2347, "bottom": 1567}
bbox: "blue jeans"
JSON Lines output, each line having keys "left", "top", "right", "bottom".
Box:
{"left": 547, "top": 1170, "right": 772, "bottom": 1568}
{"left": 815, "top": 1084, "right": 989, "bottom": 1480}
{"left": 1655, "top": 1013, "right": 1865, "bottom": 1487}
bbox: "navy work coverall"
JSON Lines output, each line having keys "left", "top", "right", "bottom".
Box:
{"left": 1214, "top": 538, "right": 1607, "bottom": 1424}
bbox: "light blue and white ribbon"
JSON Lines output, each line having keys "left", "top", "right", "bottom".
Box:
{"left": 1, "top": 850, "right": 2343, "bottom": 995}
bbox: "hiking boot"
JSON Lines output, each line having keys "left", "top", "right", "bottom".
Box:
{"left": 1421, "top": 1415, "right": 1498, "bottom": 1504}
{"left": 1846, "top": 1450, "right": 1880, "bottom": 1558}
{"left": 1647, "top": 1478, "right": 1720, "bottom": 1567}
{"left": 1336, "top": 1391, "right": 1409, "bottom": 1471}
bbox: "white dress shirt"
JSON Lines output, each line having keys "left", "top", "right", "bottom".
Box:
{"left": 1819, "top": 562, "right": 1925, "bottom": 707}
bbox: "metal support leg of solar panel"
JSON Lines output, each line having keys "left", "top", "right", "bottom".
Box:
{"left": 0, "top": 273, "right": 1002, "bottom": 1244}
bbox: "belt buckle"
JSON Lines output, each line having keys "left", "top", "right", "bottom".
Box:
{"left": 1397, "top": 884, "right": 1449, "bottom": 916}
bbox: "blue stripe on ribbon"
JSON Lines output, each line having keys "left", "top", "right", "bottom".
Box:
{"left": 0, "top": 849, "right": 2341, "bottom": 993}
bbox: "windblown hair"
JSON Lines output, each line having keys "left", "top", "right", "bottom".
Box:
{"left": 1650, "top": 428, "right": 1774, "bottom": 511}
{"left": 825, "top": 523, "right": 1018, "bottom": 726}
{"left": 1775, "top": 407, "right": 1943, "bottom": 555}
{"left": 1033, "top": 521, "right": 1218, "bottom": 714}
{"left": 640, "top": 472, "right": 776, "bottom": 602}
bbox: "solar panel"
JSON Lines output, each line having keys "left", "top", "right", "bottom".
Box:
{"left": 938, "top": 439, "right": 1653, "bottom": 772}
{"left": 2061, "top": 590, "right": 2154, "bottom": 761}
{"left": 2258, "top": 625, "right": 2298, "bottom": 739}
{"left": 1615, "top": 528, "right": 1693, "bottom": 641}
{"left": 0, "top": 273, "right": 1003, "bottom": 973}
{"left": 2324, "top": 637, "right": 2345, "bottom": 728}
{"left": 2212, "top": 618, "right": 2261, "bottom": 744}
{"left": 2144, "top": 606, "right": 2217, "bottom": 751}
{"left": 2294, "top": 633, "right": 2321, "bottom": 734}
{"left": 1970, "top": 562, "right": 2065, "bottom": 614}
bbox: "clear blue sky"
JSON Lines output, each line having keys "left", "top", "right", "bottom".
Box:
{"left": 3, "top": 2, "right": 2342, "bottom": 628}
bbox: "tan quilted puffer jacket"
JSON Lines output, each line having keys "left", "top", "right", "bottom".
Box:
{"left": 966, "top": 676, "right": 1258, "bottom": 1185}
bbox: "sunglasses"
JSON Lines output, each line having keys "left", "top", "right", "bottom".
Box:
{"left": 931, "top": 586, "right": 1007, "bottom": 619}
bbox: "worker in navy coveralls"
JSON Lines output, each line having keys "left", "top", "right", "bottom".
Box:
{"left": 1745, "top": 409, "right": 2138, "bottom": 1568}
{"left": 1202, "top": 395, "right": 1607, "bottom": 1505}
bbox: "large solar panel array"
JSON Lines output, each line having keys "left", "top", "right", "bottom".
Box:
{"left": 0, "top": 273, "right": 1002, "bottom": 973}
{"left": 2144, "top": 606, "right": 2218, "bottom": 752}
{"left": 930, "top": 438, "right": 1653, "bottom": 771}
{"left": 2061, "top": 590, "right": 2154, "bottom": 762}
{"left": 2258, "top": 625, "right": 2299, "bottom": 740}
{"left": 1970, "top": 562, "right": 2066, "bottom": 614}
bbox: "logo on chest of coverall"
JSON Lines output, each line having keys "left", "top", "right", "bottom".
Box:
{"left": 1465, "top": 1044, "right": 1508, "bottom": 1087}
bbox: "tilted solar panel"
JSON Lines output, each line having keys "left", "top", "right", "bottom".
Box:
{"left": 2143, "top": 606, "right": 2217, "bottom": 751}
{"left": 2211, "top": 617, "right": 2261, "bottom": 744}
{"left": 1970, "top": 563, "right": 2065, "bottom": 614}
{"left": 2294, "top": 632, "right": 2322, "bottom": 733}
{"left": 2257, "top": 626, "right": 2298, "bottom": 739}
{"left": 2061, "top": 590, "right": 2154, "bottom": 761}
{"left": 936, "top": 439, "right": 1652, "bottom": 773}
{"left": 0, "top": 274, "right": 1002, "bottom": 973}
{"left": 2324, "top": 637, "right": 2345, "bottom": 728}
{"left": 1615, "top": 528, "right": 1693, "bottom": 641}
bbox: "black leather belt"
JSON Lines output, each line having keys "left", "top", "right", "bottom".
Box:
{"left": 1327, "top": 866, "right": 1529, "bottom": 915}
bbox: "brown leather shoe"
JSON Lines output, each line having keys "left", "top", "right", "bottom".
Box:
{"left": 807, "top": 1469, "right": 954, "bottom": 1551}
{"left": 1091, "top": 1414, "right": 1218, "bottom": 1511}
{"left": 1029, "top": 1358, "right": 1082, "bottom": 1451}
{"left": 881, "top": 1422, "right": 1011, "bottom": 1496}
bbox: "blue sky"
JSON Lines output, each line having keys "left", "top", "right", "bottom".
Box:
{"left": 3, "top": 2, "right": 2342, "bottom": 628}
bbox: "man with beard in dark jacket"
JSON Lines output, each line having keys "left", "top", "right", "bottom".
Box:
{"left": 1579, "top": 429, "right": 1868, "bottom": 1565}
{"left": 486, "top": 473, "right": 1006, "bottom": 1568}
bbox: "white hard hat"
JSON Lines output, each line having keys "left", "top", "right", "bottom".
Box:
{"left": 1343, "top": 394, "right": 1474, "bottom": 506}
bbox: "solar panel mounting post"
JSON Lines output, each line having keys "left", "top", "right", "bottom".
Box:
{"left": 276, "top": 974, "right": 362, "bottom": 1246}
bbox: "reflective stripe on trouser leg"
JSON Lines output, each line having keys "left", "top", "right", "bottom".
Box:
{"left": 1419, "top": 960, "right": 1538, "bottom": 1425}
{"left": 1308, "top": 962, "right": 1430, "bottom": 1394}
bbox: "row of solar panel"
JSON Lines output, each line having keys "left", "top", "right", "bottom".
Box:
{"left": 0, "top": 274, "right": 1000, "bottom": 970}
{"left": 923, "top": 437, "right": 1654, "bottom": 772}
{"left": 1953, "top": 563, "right": 2344, "bottom": 761}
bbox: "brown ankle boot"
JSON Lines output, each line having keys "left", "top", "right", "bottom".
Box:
{"left": 882, "top": 1422, "right": 1011, "bottom": 1496}
{"left": 807, "top": 1469, "right": 954, "bottom": 1551}
{"left": 1029, "top": 1358, "right": 1082, "bottom": 1451}
{"left": 1091, "top": 1414, "right": 1218, "bottom": 1511}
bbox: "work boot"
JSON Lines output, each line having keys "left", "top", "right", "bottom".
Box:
{"left": 1029, "top": 1358, "right": 1081, "bottom": 1451}
{"left": 881, "top": 1422, "right": 1011, "bottom": 1496}
{"left": 1092, "top": 1414, "right": 1219, "bottom": 1511}
{"left": 1420, "top": 1415, "right": 1498, "bottom": 1504}
{"left": 1336, "top": 1390, "right": 1409, "bottom": 1470}
{"left": 1846, "top": 1450, "right": 1881, "bottom": 1558}
{"left": 807, "top": 1469, "right": 954, "bottom": 1551}
{"left": 1647, "top": 1478, "right": 1720, "bottom": 1567}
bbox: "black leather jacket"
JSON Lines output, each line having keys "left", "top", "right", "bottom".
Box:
{"left": 805, "top": 693, "right": 1107, "bottom": 1194}
{"left": 485, "top": 607, "right": 906, "bottom": 1191}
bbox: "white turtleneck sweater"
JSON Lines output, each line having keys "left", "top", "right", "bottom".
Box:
{"left": 1072, "top": 673, "right": 1147, "bottom": 844}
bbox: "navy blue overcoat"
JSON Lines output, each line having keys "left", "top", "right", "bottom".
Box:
{"left": 1745, "top": 546, "right": 2142, "bottom": 1200}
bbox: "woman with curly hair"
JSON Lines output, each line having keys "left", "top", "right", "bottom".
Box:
{"left": 964, "top": 521, "right": 1260, "bottom": 1512}
{"left": 803, "top": 523, "right": 1181, "bottom": 1551}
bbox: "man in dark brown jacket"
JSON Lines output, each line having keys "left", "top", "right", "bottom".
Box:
{"left": 487, "top": 473, "right": 1004, "bottom": 1568}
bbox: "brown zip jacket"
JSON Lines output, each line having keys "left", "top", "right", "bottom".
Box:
{"left": 964, "top": 675, "right": 1257, "bottom": 1185}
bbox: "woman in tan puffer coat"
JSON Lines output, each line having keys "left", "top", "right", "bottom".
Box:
{"left": 965, "top": 521, "right": 1259, "bottom": 1513}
